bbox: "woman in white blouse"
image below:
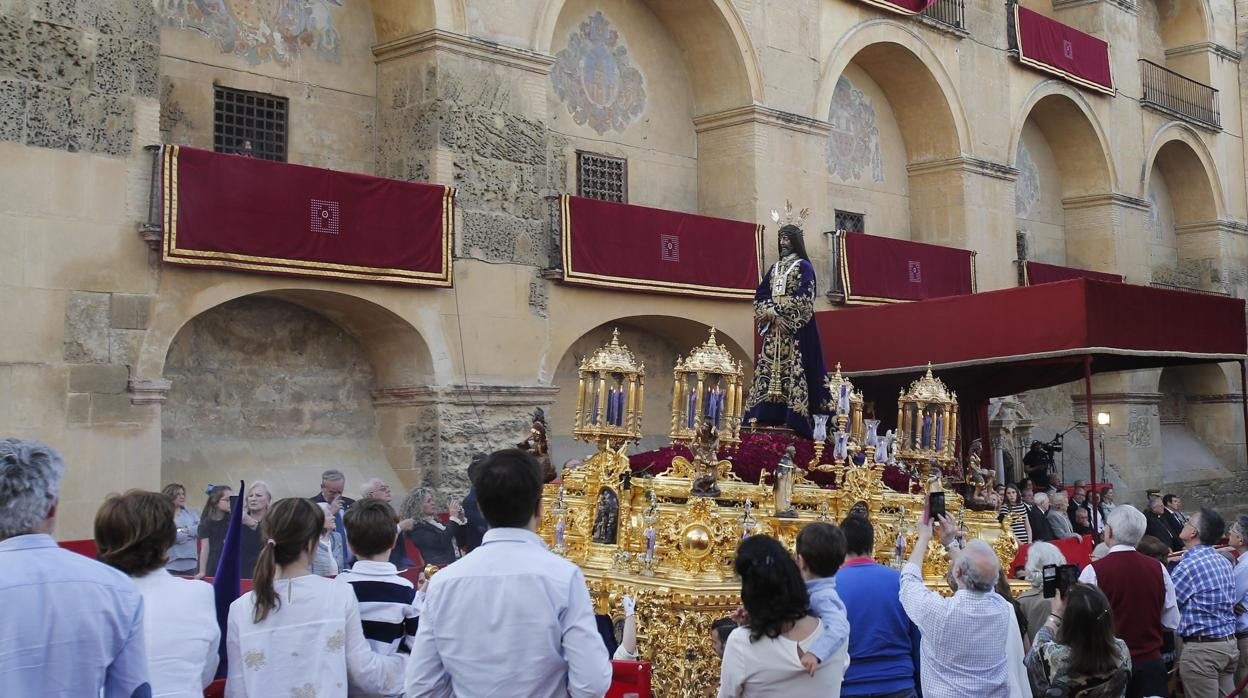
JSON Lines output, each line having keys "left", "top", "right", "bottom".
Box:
{"left": 718, "top": 535, "right": 847, "bottom": 698}
{"left": 94, "top": 490, "right": 219, "bottom": 698}
{"left": 225, "top": 497, "right": 403, "bottom": 697}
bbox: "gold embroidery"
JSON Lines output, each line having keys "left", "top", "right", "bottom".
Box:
{"left": 243, "top": 649, "right": 266, "bottom": 670}
{"left": 325, "top": 629, "right": 345, "bottom": 651}
{"left": 290, "top": 683, "right": 318, "bottom": 698}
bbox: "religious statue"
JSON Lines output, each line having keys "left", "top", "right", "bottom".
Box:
{"left": 773, "top": 445, "right": 798, "bottom": 518}
{"left": 591, "top": 488, "right": 619, "bottom": 544}
{"left": 741, "top": 497, "right": 758, "bottom": 540}
{"left": 641, "top": 490, "right": 659, "bottom": 568}
{"left": 744, "top": 203, "right": 832, "bottom": 438}
{"left": 966, "top": 438, "right": 996, "bottom": 503}
{"left": 518, "top": 407, "right": 557, "bottom": 483}
{"left": 691, "top": 417, "right": 722, "bottom": 497}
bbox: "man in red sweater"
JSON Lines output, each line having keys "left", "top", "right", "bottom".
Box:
{"left": 1078, "top": 504, "right": 1180, "bottom": 697}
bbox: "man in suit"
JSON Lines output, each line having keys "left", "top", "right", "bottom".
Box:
{"left": 1145, "top": 496, "right": 1181, "bottom": 551}
{"left": 1162, "top": 494, "right": 1187, "bottom": 530}
{"left": 1067, "top": 480, "right": 1092, "bottom": 522}
{"left": 1044, "top": 492, "right": 1081, "bottom": 540}
{"left": 311, "top": 468, "right": 356, "bottom": 569}
{"left": 1027, "top": 491, "right": 1055, "bottom": 542}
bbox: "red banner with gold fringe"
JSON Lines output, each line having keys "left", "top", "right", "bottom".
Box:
{"left": 1013, "top": 5, "right": 1113, "bottom": 95}
{"left": 161, "top": 146, "right": 453, "bottom": 286}
{"left": 854, "top": 0, "right": 936, "bottom": 16}
{"left": 559, "top": 195, "right": 763, "bottom": 300}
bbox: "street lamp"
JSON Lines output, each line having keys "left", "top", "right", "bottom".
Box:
{"left": 1097, "top": 412, "right": 1111, "bottom": 427}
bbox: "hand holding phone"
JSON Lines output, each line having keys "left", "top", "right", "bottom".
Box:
{"left": 928, "top": 492, "right": 946, "bottom": 521}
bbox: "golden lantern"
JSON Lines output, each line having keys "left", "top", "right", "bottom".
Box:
{"left": 895, "top": 364, "right": 959, "bottom": 486}
{"left": 669, "top": 328, "right": 746, "bottom": 449}
{"left": 573, "top": 328, "right": 645, "bottom": 447}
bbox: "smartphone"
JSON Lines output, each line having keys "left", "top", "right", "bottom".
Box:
{"left": 928, "top": 492, "right": 946, "bottom": 521}
{"left": 1057, "top": 563, "right": 1079, "bottom": 596}
{"left": 1042, "top": 564, "right": 1059, "bottom": 598}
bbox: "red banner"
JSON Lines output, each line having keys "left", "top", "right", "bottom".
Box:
{"left": 162, "top": 146, "right": 453, "bottom": 286}
{"left": 560, "top": 195, "right": 763, "bottom": 300}
{"left": 1014, "top": 6, "right": 1113, "bottom": 95}
{"left": 837, "top": 233, "right": 975, "bottom": 303}
{"left": 1025, "top": 261, "right": 1123, "bottom": 285}
{"left": 853, "top": 0, "right": 936, "bottom": 16}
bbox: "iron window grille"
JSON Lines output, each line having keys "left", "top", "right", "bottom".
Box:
{"left": 834, "top": 210, "right": 865, "bottom": 233}
{"left": 576, "top": 151, "right": 627, "bottom": 203}
{"left": 213, "top": 86, "right": 288, "bottom": 162}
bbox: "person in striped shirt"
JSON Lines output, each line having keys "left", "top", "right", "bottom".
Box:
{"left": 339, "top": 499, "right": 423, "bottom": 658}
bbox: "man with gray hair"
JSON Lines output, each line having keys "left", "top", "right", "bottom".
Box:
{"left": 899, "top": 511, "right": 1026, "bottom": 697}
{"left": 0, "top": 439, "right": 150, "bottom": 696}
{"left": 1079, "top": 504, "right": 1179, "bottom": 697}
{"left": 311, "top": 468, "right": 355, "bottom": 569}
{"left": 359, "top": 477, "right": 416, "bottom": 569}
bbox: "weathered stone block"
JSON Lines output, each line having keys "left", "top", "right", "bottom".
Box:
{"left": 31, "top": 0, "right": 76, "bottom": 27}
{"left": 62, "top": 289, "right": 110, "bottom": 363}
{"left": 91, "top": 36, "right": 130, "bottom": 94}
{"left": 23, "top": 21, "right": 92, "bottom": 89}
{"left": 90, "top": 392, "right": 141, "bottom": 423}
{"left": 69, "top": 362, "right": 128, "bottom": 393}
{"left": 109, "top": 328, "right": 143, "bottom": 365}
{"left": 110, "top": 292, "right": 150, "bottom": 329}
{"left": 65, "top": 392, "right": 90, "bottom": 424}
{"left": 24, "top": 82, "right": 72, "bottom": 149}
{"left": 461, "top": 209, "right": 544, "bottom": 264}
{"left": 130, "top": 40, "right": 157, "bottom": 97}
{"left": 0, "top": 78, "right": 24, "bottom": 142}
{"left": 0, "top": 13, "right": 28, "bottom": 78}
{"left": 73, "top": 90, "right": 132, "bottom": 155}
{"left": 528, "top": 277, "right": 548, "bottom": 317}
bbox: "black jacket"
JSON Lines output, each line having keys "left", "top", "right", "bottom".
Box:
{"left": 1027, "top": 503, "right": 1055, "bottom": 542}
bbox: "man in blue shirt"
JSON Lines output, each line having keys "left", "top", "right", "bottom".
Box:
{"left": 0, "top": 438, "right": 151, "bottom": 697}
{"left": 835, "top": 514, "right": 922, "bottom": 698}
{"left": 1172, "top": 507, "right": 1239, "bottom": 698}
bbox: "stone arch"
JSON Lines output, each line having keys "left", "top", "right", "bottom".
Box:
{"left": 140, "top": 286, "right": 436, "bottom": 391}
{"left": 1155, "top": 363, "right": 1236, "bottom": 482}
{"left": 1138, "top": 0, "right": 1213, "bottom": 57}
{"left": 816, "top": 21, "right": 968, "bottom": 163}
{"left": 547, "top": 315, "right": 752, "bottom": 462}
{"left": 1010, "top": 82, "right": 1116, "bottom": 196}
{"left": 1141, "top": 123, "right": 1224, "bottom": 223}
{"left": 534, "top": 0, "right": 763, "bottom": 114}
{"left": 369, "top": 0, "right": 466, "bottom": 43}
{"left": 158, "top": 290, "right": 434, "bottom": 506}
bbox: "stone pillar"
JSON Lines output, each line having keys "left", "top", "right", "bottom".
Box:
{"left": 907, "top": 157, "right": 1019, "bottom": 291}
{"left": 1062, "top": 193, "right": 1151, "bottom": 277}
{"left": 373, "top": 384, "right": 560, "bottom": 499}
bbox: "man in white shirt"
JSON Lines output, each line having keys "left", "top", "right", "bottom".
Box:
{"left": 898, "top": 511, "right": 1026, "bottom": 698}
{"left": 1078, "top": 504, "right": 1179, "bottom": 697}
{"left": 0, "top": 438, "right": 151, "bottom": 697}
{"left": 406, "top": 448, "right": 612, "bottom": 698}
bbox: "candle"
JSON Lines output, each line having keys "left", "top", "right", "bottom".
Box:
{"left": 591, "top": 388, "right": 600, "bottom": 425}
{"left": 687, "top": 389, "right": 696, "bottom": 428}
{"left": 615, "top": 389, "right": 625, "bottom": 426}
{"left": 935, "top": 412, "right": 945, "bottom": 449}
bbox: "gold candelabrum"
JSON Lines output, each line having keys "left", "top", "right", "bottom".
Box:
{"left": 669, "top": 328, "right": 745, "bottom": 448}
{"left": 573, "top": 328, "right": 646, "bottom": 449}
{"left": 543, "top": 342, "right": 1018, "bottom": 696}
{"left": 895, "top": 364, "right": 960, "bottom": 488}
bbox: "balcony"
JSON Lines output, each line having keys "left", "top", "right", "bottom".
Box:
{"left": 1140, "top": 60, "right": 1220, "bottom": 130}
{"left": 921, "top": 0, "right": 966, "bottom": 32}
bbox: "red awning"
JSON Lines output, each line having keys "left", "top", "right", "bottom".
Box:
{"left": 815, "top": 278, "right": 1246, "bottom": 398}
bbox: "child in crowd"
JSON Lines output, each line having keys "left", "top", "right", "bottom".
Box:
{"left": 225, "top": 497, "right": 403, "bottom": 697}
{"left": 794, "top": 522, "right": 852, "bottom": 676}
{"left": 337, "top": 499, "right": 423, "bottom": 656}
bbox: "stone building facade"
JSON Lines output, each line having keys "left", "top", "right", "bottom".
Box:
{"left": 2, "top": 0, "right": 1246, "bottom": 538}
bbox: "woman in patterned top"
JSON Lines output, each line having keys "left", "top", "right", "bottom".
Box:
{"left": 1025, "top": 583, "right": 1130, "bottom": 697}
{"left": 998, "top": 483, "right": 1032, "bottom": 545}
{"left": 225, "top": 498, "right": 403, "bottom": 697}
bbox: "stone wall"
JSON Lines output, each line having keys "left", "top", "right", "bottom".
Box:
{"left": 0, "top": 0, "right": 158, "bottom": 155}
{"left": 161, "top": 296, "right": 396, "bottom": 502}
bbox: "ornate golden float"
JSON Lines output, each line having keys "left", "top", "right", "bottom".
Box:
{"left": 540, "top": 331, "right": 1017, "bottom": 696}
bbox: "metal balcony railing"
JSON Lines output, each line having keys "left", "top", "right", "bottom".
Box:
{"left": 1140, "top": 60, "right": 1220, "bottom": 130}
{"left": 922, "top": 0, "right": 965, "bottom": 31}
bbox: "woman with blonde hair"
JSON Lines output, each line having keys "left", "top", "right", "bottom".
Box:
{"left": 162, "top": 483, "right": 201, "bottom": 576}
{"left": 311, "top": 501, "right": 342, "bottom": 576}
{"left": 225, "top": 497, "right": 403, "bottom": 697}
{"left": 401, "top": 487, "right": 468, "bottom": 567}
{"left": 239, "top": 481, "right": 272, "bottom": 578}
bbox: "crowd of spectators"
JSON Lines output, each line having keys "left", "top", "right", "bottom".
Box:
{"left": 0, "top": 435, "right": 1245, "bottom": 698}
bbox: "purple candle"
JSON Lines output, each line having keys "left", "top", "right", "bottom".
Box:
{"left": 591, "top": 390, "right": 600, "bottom": 425}
{"left": 935, "top": 413, "right": 945, "bottom": 449}
{"left": 687, "top": 389, "right": 696, "bottom": 428}
{"left": 614, "top": 389, "right": 625, "bottom": 426}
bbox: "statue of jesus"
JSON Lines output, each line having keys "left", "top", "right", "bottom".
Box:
{"left": 744, "top": 216, "right": 831, "bottom": 438}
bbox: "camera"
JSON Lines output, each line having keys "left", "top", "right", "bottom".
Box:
{"left": 1042, "top": 563, "right": 1079, "bottom": 598}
